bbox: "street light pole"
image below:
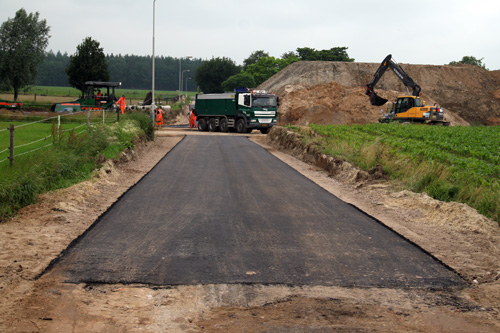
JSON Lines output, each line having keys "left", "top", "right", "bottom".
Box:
{"left": 178, "top": 56, "right": 192, "bottom": 103}
{"left": 185, "top": 77, "right": 191, "bottom": 97}
{"left": 151, "top": 0, "right": 156, "bottom": 125}
{"left": 181, "top": 69, "right": 190, "bottom": 99}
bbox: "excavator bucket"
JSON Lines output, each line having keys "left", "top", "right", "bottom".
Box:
{"left": 369, "top": 92, "right": 388, "bottom": 106}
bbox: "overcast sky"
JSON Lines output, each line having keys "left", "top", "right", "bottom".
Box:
{"left": 1, "top": 0, "right": 499, "bottom": 70}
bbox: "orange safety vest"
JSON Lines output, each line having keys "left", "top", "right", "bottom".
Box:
{"left": 155, "top": 108, "right": 164, "bottom": 126}
{"left": 189, "top": 111, "right": 197, "bottom": 128}
{"left": 116, "top": 96, "right": 126, "bottom": 114}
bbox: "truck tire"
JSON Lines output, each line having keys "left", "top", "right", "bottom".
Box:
{"left": 208, "top": 118, "right": 218, "bottom": 132}
{"left": 198, "top": 118, "right": 207, "bottom": 131}
{"left": 219, "top": 118, "right": 229, "bottom": 132}
{"left": 236, "top": 118, "right": 247, "bottom": 133}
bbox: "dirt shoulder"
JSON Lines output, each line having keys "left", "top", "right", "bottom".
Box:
{"left": 1, "top": 129, "right": 499, "bottom": 332}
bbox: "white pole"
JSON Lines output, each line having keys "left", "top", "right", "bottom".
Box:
{"left": 151, "top": 0, "right": 156, "bottom": 125}
{"left": 185, "top": 77, "right": 191, "bottom": 97}
{"left": 179, "top": 56, "right": 192, "bottom": 103}
{"left": 178, "top": 58, "right": 181, "bottom": 103}
{"left": 181, "top": 69, "right": 190, "bottom": 100}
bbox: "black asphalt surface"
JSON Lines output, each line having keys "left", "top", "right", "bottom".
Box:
{"left": 53, "top": 136, "right": 464, "bottom": 288}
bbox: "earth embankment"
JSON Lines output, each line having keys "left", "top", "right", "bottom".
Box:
{"left": 259, "top": 61, "right": 500, "bottom": 126}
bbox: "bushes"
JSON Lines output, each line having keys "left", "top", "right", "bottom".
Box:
{"left": 0, "top": 113, "right": 153, "bottom": 221}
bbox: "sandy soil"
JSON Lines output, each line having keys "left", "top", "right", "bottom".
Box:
{"left": 259, "top": 61, "right": 500, "bottom": 126}
{"left": 275, "top": 81, "right": 470, "bottom": 126}
{"left": 1, "top": 127, "right": 499, "bottom": 332}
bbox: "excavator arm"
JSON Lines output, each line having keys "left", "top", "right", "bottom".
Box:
{"left": 365, "top": 54, "right": 421, "bottom": 106}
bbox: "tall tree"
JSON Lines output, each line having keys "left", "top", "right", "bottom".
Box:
{"left": 246, "top": 56, "right": 300, "bottom": 86}
{"left": 243, "top": 50, "right": 269, "bottom": 71}
{"left": 221, "top": 72, "right": 256, "bottom": 92}
{"left": 195, "top": 57, "right": 240, "bottom": 93}
{"left": 0, "top": 9, "right": 50, "bottom": 100}
{"left": 66, "top": 37, "right": 110, "bottom": 96}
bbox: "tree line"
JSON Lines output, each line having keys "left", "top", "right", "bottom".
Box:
{"left": 196, "top": 47, "right": 355, "bottom": 94}
{"left": 37, "top": 50, "right": 203, "bottom": 91}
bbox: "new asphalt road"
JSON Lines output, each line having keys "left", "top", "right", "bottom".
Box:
{"left": 52, "top": 136, "right": 464, "bottom": 288}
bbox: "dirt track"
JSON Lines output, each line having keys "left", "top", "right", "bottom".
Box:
{"left": 1, "top": 127, "right": 499, "bottom": 332}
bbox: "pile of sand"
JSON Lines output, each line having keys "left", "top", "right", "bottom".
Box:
{"left": 259, "top": 61, "right": 500, "bottom": 126}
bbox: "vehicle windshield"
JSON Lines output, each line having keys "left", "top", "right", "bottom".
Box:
{"left": 252, "top": 96, "right": 277, "bottom": 108}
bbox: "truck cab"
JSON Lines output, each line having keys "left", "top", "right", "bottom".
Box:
{"left": 236, "top": 90, "right": 278, "bottom": 133}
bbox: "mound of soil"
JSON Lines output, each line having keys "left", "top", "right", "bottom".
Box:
{"left": 259, "top": 61, "right": 500, "bottom": 126}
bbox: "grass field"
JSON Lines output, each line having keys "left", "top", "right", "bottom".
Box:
{"left": 0, "top": 113, "right": 115, "bottom": 165}
{"left": 1, "top": 86, "right": 197, "bottom": 105}
{"left": 297, "top": 123, "right": 500, "bottom": 223}
{"left": 0, "top": 113, "right": 154, "bottom": 221}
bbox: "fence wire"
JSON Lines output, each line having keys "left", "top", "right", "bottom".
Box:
{"left": 1, "top": 109, "right": 119, "bottom": 165}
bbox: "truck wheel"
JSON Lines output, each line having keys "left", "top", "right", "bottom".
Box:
{"left": 236, "top": 119, "right": 247, "bottom": 133}
{"left": 208, "top": 118, "right": 218, "bottom": 132}
{"left": 219, "top": 118, "right": 229, "bottom": 132}
{"left": 198, "top": 118, "right": 207, "bottom": 131}
{"left": 260, "top": 127, "right": 270, "bottom": 134}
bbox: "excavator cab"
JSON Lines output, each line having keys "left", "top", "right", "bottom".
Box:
{"left": 395, "top": 97, "right": 415, "bottom": 114}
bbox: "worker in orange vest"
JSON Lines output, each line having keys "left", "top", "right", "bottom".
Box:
{"left": 189, "top": 109, "right": 197, "bottom": 128}
{"left": 116, "top": 95, "right": 126, "bottom": 114}
{"left": 155, "top": 106, "right": 164, "bottom": 128}
{"left": 95, "top": 90, "right": 103, "bottom": 106}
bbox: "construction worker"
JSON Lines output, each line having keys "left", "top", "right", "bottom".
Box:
{"left": 96, "top": 90, "right": 103, "bottom": 105}
{"left": 155, "top": 106, "right": 164, "bottom": 128}
{"left": 189, "top": 108, "right": 197, "bottom": 128}
{"left": 116, "top": 95, "right": 126, "bottom": 114}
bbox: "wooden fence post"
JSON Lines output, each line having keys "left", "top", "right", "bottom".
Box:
{"left": 9, "top": 124, "right": 14, "bottom": 166}
{"left": 58, "top": 115, "right": 61, "bottom": 142}
{"left": 87, "top": 108, "right": 90, "bottom": 130}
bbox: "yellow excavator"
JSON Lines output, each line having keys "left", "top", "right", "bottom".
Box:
{"left": 365, "top": 55, "right": 449, "bottom": 125}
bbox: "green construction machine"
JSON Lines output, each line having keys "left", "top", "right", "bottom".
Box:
{"left": 52, "top": 81, "right": 121, "bottom": 112}
{"left": 0, "top": 99, "right": 23, "bottom": 110}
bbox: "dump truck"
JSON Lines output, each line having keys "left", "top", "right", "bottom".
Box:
{"left": 366, "top": 55, "right": 448, "bottom": 125}
{"left": 195, "top": 89, "right": 278, "bottom": 134}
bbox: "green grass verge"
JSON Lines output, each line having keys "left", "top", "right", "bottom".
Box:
{"left": 0, "top": 112, "right": 154, "bottom": 221}
{"left": 293, "top": 123, "right": 500, "bottom": 224}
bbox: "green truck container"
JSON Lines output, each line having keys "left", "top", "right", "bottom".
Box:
{"left": 195, "top": 89, "right": 278, "bottom": 134}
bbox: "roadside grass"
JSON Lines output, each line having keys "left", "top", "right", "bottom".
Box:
{"left": 0, "top": 113, "right": 154, "bottom": 221}
{"left": 0, "top": 109, "right": 118, "bottom": 124}
{"left": 293, "top": 123, "right": 500, "bottom": 224}
{"left": 0, "top": 111, "right": 122, "bottom": 162}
